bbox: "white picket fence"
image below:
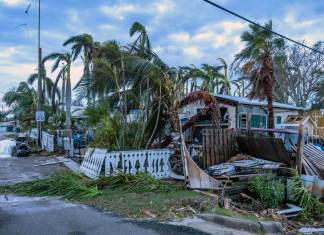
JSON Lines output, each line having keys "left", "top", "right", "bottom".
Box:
{"left": 80, "top": 148, "right": 170, "bottom": 179}
{"left": 41, "top": 131, "right": 54, "bottom": 152}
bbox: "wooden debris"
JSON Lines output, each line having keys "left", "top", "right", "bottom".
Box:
{"left": 298, "top": 227, "right": 324, "bottom": 234}
{"left": 240, "top": 193, "right": 264, "bottom": 210}
{"left": 193, "top": 190, "right": 219, "bottom": 199}
{"left": 142, "top": 209, "right": 156, "bottom": 218}
{"left": 34, "top": 160, "right": 69, "bottom": 167}
{"left": 277, "top": 204, "right": 303, "bottom": 219}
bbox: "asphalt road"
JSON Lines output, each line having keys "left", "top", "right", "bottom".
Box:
{"left": 0, "top": 195, "right": 210, "bottom": 235}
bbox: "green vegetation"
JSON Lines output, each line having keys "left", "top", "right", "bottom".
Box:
{"left": 290, "top": 170, "right": 324, "bottom": 218}
{"left": 93, "top": 172, "right": 178, "bottom": 193}
{"left": 0, "top": 171, "right": 218, "bottom": 220}
{"left": 248, "top": 175, "right": 285, "bottom": 208}
{"left": 1, "top": 171, "right": 100, "bottom": 200}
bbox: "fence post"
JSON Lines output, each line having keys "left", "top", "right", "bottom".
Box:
{"left": 296, "top": 123, "right": 304, "bottom": 174}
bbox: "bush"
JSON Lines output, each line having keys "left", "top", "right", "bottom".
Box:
{"left": 248, "top": 175, "right": 285, "bottom": 208}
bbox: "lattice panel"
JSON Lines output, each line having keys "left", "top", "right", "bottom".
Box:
{"left": 80, "top": 148, "right": 106, "bottom": 179}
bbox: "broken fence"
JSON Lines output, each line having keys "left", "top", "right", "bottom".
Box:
{"left": 202, "top": 128, "right": 237, "bottom": 168}
{"left": 39, "top": 131, "right": 74, "bottom": 156}
{"left": 80, "top": 148, "right": 170, "bottom": 179}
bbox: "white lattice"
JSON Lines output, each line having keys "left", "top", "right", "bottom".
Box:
{"left": 80, "top": 148, "right": 106, "bottom": 179}
{"left": 105, "top": 149, "right": 170, "bottom": 179}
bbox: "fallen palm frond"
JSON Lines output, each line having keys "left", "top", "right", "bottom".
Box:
{"left": 290, "top": 169, "right": 324, "bottom": 218}
{"left": 93, "top": 172, "right": 178, "bottom": 193}
{"left": 5, "top": 171, "right": 100, "bottom": 200}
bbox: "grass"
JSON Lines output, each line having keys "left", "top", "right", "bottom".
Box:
{"left": 82, "top": 188, "right": 216, "bottom": 220}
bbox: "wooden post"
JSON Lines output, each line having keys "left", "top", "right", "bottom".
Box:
{"left": 296, "top": 123, "right": 304, "bottom": 174}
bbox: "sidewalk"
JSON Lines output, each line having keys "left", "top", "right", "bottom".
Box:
{"left": 0, "top": 156, "right": 65, "bottom": 185}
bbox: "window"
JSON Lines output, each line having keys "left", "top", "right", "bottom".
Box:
{"left": 251, "top": 115, "right": 261, "bottom": 128}
{"left": 239, "top": 114, "right": 247, "bottom": 128}
{"left": 276, "top": 116, "right": 282, "bottom": 124}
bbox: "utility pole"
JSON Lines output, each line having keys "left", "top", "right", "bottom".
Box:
{"left": 36, "top": 0, "right": 42, "bottom": 146}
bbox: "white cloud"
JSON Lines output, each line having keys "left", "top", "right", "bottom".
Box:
{"left": 0, "top": 0, "right": 25, "bottom": 7}
{"left": 183, "top": 46, "right": 203, "bottom": 58}
{"left": 99, "top": 0, "right": 175, "bottom": 21}
{"left": 99, "top": 4, "right": 137, "bottom": 20}
{"left": 160, "top": 20, "right": 246, "bottom": 65}
{"left": 168, "top": 32, "right": 190, "bottom": 43}
{"left": 277, "top": 8, "right": 324, "bottom": 46}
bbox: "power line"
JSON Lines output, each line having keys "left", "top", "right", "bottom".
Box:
{"left": 202, "top": 0, "right": 324, "bottom": 55}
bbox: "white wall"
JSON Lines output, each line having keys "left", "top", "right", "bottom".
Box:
{"left": 274, "top": 110, "right": 299, "bottom": 129}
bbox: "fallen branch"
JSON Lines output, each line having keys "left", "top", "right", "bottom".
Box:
{"left": 240, "top": 193, "right": 264, "bottom": 210}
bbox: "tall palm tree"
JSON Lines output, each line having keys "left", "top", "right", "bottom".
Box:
{"left": 43, "top": 52, "right": 73, "bottom": 131}
{"left": 233, "top": 21, "right": 285, "bottom": 129}
{"left": 63, "top": 34, "right": 94, "bottom": 105}
{"left": 216, "top": 58, "right": 231, "bottom": 95}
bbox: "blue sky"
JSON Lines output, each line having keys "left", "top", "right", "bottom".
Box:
{"left": 0, "top": 0, "right": 323, "bottom": 99}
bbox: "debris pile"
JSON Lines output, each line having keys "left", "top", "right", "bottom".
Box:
{"left": 207, "top": 155, "right": 285, "bottom": 177}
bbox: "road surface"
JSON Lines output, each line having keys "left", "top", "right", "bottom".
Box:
{"left": 0, "top": 195, "right": 210, "bottom": 235}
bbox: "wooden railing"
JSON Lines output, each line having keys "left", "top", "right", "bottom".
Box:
{"left": 80, "top": 148, "right": 170, "bottom": 179}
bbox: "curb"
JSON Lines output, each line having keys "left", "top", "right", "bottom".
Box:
{"left": 197, "top": 213, "right": 283, "bottom": 234}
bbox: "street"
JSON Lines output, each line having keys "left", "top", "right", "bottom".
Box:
{"left": 0, "top": 195, "right": 209, "bottom": 235}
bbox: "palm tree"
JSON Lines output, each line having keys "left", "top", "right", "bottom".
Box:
{"left": 3, "top": 82, "right": 37, "bottom": 129}
{"left": 43, "top": 52, "right": 73, "bottom": 131}
{"left": 233, "top": 21, "right": 285, "bottom": 129}
{"left": 216, "top": 58, "right": 231, "bottom": 95}
{"left": 63, "top": 34, "right": 94, "bottom": 105}
{"left": 129, "top": 21, "right": 151, "bottom": 57}
{"left": 27, "top": 64, "right": 60, "bottom": 105}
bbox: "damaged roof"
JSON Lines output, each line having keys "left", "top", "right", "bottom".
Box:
{"left": 213, "top": 94, "right": 306, "bottom": 111}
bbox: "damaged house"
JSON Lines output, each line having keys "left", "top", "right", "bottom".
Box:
{"left": 180, "top": 94, "right": 312, "bottom": 144}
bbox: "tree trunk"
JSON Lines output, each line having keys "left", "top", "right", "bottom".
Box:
{"left": 65, "top": 65, "right": 72, "bottom": 132}
{"left": 267, "top": 89, "right": 274, "bottom": 129}
{"left": 264, "top": 56, "right": 275, "bottom": 130}
{"left": 62, "top": 75, "right": 66, "bottom": 111}
{"left": 51, "top": 75, "right": 61, "bottom": 112}
{"left": 85, "top": 63, "right": 91, "bottom": 106}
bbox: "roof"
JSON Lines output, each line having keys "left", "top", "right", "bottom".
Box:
{"left": 282, "top": 115, "right": 317, "bottom": 126}
{"left": 213, "top": 94, "right": 306, "bottom": 111}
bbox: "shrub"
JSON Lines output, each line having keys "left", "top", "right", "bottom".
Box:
{"left": 248, "top": 175, "right": 285, "bottom": 208}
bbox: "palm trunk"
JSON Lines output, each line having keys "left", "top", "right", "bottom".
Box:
{"left": 51, "top": 75, "right": 61, "bottom": 112}
{"left": 65, "top": 64, "right": 72, "bottom": 132}
{"left": 85, "top": 63, "right": 91, "bottom": 106}
{"left": 266, "top": 83, "right": 274, "bottom": 129}
{"left": 264, "top": 56, "right": 274, "bottom": 130}
{"left": 62, "top": 75, "right": 66, "bottom": 111}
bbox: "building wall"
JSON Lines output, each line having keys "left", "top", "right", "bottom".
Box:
{"left": 273, "top": 110, "right": 299, "bottom": 129}
{"left": 180, "top": 101, "right": 302, "bottom": 131}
